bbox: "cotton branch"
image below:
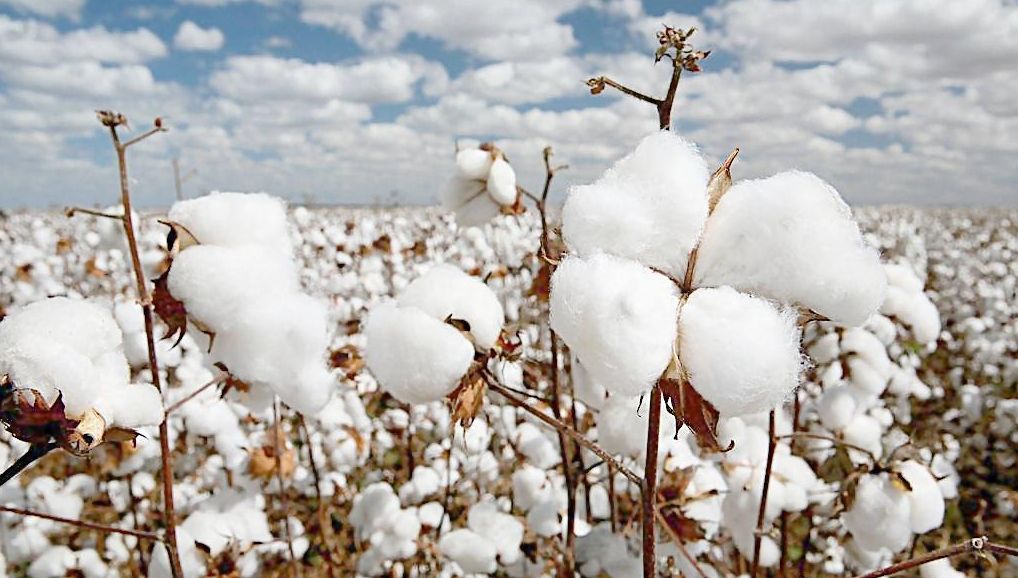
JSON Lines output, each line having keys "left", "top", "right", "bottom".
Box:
{"left": 0, "top": 442, "right": 57, "bottom": 488}
{"left": 97, "top": 110, "right": 184, "bottom": 578}
{"left": 64, "top": 206, "right": 124, "bottom": 221}
{"left": 587, "top": 25, "right": 709, "bottom": 131}
{"left": 0, "top": 505, "right": 163, "bottom": 541}
{"left": 751, "top": 410, "right": 779, "bottom": 577}
{"left": 851, "top": 536, "right": 1017, "bottom": 578}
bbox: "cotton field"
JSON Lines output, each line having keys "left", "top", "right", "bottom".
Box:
{"left": 0, "top": 187, "right": 1015, "bottom": 577}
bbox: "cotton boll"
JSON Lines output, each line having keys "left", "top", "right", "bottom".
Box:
{"left": 695, "top": 171, "right": 886, "bottom": 326}
{"left": 364, "top": 303, "right": 474, "bottom": 404}
{"left": 0, "top": 297, "right": 121, "bottom": 362}
{"left": 596, "top": 396, "right": 649, "bottom": 459}
{"left": 561, "top": 131, "right": 709, "bottom": 277}
{"left": 843, "top": 414, "right": 884, "bottom": 460}
{"left": 818, "top": 385, "right": 857, "bottom": 431}
{"left": 847, "top": 358, "right": 888, "bottom": 396}
{"left": 679, "top": 287, "right": 802, "bottom": 416}
{"left": 808, "top": 333, "right": 841, "bottom": 365}
{"left": 27, "top": 546, "right": 75, "bottom": 578}
{"left": 439, "top": 529, "right": 498, "bottom": 574}
{"left": 397, "top": 265, "right": 505, "bottom": 349}
{"left": 550, "top": 254, "right": 678, "bottom": 397}
{"left": 897, "top": 460, "right": 945, "bottom": 534}
{"left": 456, "top": 148, "right": 494, "bottom": 180}
{"left": 842, "top": 474, "right": 911, "bottom": 553}
{"left": 486, "top": 157, "right": 518, "bottom": 206}
{"left": 94, "top": 383, "right": 163, "bottom": 429}
{"left": 468, "top": 501, "right": 524, "bottom": 565}
{"left": 512, "top": 465, "right": 548, "bottom": 511}
{"left": 841, "top": 328, "right": 892, "bottom": 378}
{"left": 167, "top": 192, "right": 290, "bottom": 248}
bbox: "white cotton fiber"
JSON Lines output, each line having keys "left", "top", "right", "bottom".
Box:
{"left": 818, "top": 385, "right": 857, "bottom": 431}
{"left": 919, "top": 558, "right": 968, "bottom": 578}
{"left": 166, "top": 191, "right": 290, "bottom": 248}
{"left": 468, "top": 500, "right": 524, "bottom": 566}
{"left": 597, "top": 395, "right": 650, "bottom": 458}
{"left": 695, "top": 171, "right": 886, "bottom": 326}
{"left": 678, "top": 287, "right": 803, "bottom": 416}
{"left": 842, "top": 474, "right": 911, "bottom": 553}
{"left": 456, "top": 148, "right": 494, "bottom": 180}
{"left": 550, "top": 254, "right": 679, "bottom": 396}
{"left": 880, "top": 264, "right": 942, "bottom": 344}
{"left": 897, "top": 460, "right": 945, "bottom": 534}
{"left": 364, "top": 302, "right": 474, "bottom": 404}
{"left": 0, "top": 298, "right": 162, "bottom": 429}
{"left": 561, "top": 131, "right": 709, "bottom": 277}
{"left": 843, "top": 414, "right": 884, "bottom": 459}
{"left": 442, "top": 176, "right": 499, "bottom": 227}
{"left": 486, "top": 157, "right": 518, "bottom": 206}
{"left": 840, "top": 328, "right": 892, "bottom": 378}
{"left": 397, "top": 264, "right": 505, "bottom": 350}
{"left": 438, "top": 529, "right": 498, "bottom": 574}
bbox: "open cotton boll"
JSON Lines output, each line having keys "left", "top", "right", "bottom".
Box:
{"left": 897, "top": 460, "right": 945, "bottom": 533}
{"left": 695, "top": 171, "right": 885, "bottom": 326}
{"left": 550, "top": 254, "right": 679, "bottom": 397}
{"left": 842, "top": 474, "right": 912, "bottom": 553}
{"left": 818, "top": 385, "right": 858, "bottom": 431}
{"left": 364, "top": 303, "right": 474, "bottom": 404}
{"left": 841, "top": 328, "right": 892, "bottom": 377}
{"left": 487, "top": 157, "right": 518, "bottom": 206}
{"left": 456, "top": 148, "right": 493, "bottom": 180}
{"left": 561, "top": 131, "right": 709, "bottom": 277}
{"left": 441, "top": 176, "right": 501, "bottom": 227}
{"left": 93, "top": 383, "right": 164, "bottom": 429}
{"left": 397, "top": 264, "right": 505, "bottom": 350}
{"left": 678, "top": 287, "right": 802, "bottom": 416}
{"left": 439, "top": 529, "right": 498, "bottom": 574}
{"left": 167, "top": 192, "right": 290, "bottom": 248}
{"left": 597, "top": 395, "right": 650, "bottom": 458}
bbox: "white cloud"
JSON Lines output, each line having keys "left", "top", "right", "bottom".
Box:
{"left": 210, "top": 55, "right": 448, "bottom": 104}
{"left": 0, "top": 0, "right": 83, "bottom": 19}
{"left": 0, "top": 15, "right": 168, "bottom": 65}
{"left": 299, "top": 0, "right": 581, "bottom": 61}
{"left": 173, "top": 20, "right": 225, "bottom": 52}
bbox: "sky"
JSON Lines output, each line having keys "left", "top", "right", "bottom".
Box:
{"left": 0, "top": 0, "right": 1016, "bottom": 209}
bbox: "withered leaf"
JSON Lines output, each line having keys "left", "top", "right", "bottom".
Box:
{"left": 448, "top": 370, "right": 486, "bottom": 428}
{"left": 818, "top": 444, "right": 854, "bottom": 484}
{"left": 329, "top": 344, "right": 365, "bottom": 378}
{"left": 661, "top": 506, "right": 706, "bottom": 542}
{"left": 890, "top": 471, "right": 913, "bottom": 493}
{"left": 104, "top": 427, "right": 143, "bottom": 445}
{"left": 659, "top": 378, "right": 733, "bottom": 453}
{"left": 0, "top": 388, "right": 79, "bottom": 446}
{"left": 444, "top": 315, "right": 472, "bottom": 335}
{"left": 152, "top": 270, "right": 189, "bottom": 347}
{"left": 529, "top": 260, "right": 553, "bottom": 303}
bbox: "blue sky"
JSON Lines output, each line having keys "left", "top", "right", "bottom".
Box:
{"left": 1, "top": 0, "right": 1016, "bottom": 208}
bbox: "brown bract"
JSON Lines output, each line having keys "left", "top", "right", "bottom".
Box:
{"left": 448, "top": 368, "right": 486, "bottom": 428}
{"left": 658, "top": 377, "right": 732, "bottom": 454}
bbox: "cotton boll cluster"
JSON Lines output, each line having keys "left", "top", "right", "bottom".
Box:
{"left": 165, "top": 192, "right": 334, "bottom": 415}
{"left": 349, "top": 482, "right": 423, "bottom": 575}
{"left": 0, "top": 297, "right": 163, "bottom": 437}
{"left": 438, "top": 500, "right": 524, "bottom": 573}
{"left": 365, "top": 264, "right": 504, "bottom": 404}
{"left": 442, "top": 144, "right": 519, "bottom": 227}
{"left": 881, "top": 263, "right": 942, "bottom": 344}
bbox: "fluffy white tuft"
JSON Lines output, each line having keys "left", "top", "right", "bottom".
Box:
{"left": 364, "top": 302, "right": 474, "bottom": 404}
{"left": 695, "top": 171, "right": 886, "bottom": 326}
{"left": 167, "top": 191, "right": 290, "bottom": 248}
{"left": 396, "top": 264, "right": 505, "bottom": 350}
{"left": 561, "top": 131, "right": 709, "bottom": 277}
{"left": 897, "top": 460, "right": 945, "bottom": 534}
{"left": 679, "top": 287, "right": 803, "bottom": 416}
{"left": 550, "top": 254, "right": 679, "bottom": 397}
{"left": 842, "top": 474, "right": 912, "bottom": 553}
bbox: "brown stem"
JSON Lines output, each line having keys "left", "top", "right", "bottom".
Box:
{"left": 106, "top": 123, "right": 184, "bottom": 578}
{"left": 297, "top": 414, "right": 324, "bottom": 505}
{"left": 547, "top": 328, "right": 576, "bottom": 576}
{"left": 592, "top": 76, "right": 662, "bottom": 106}
{"left": 642, "top": 384, "right": 662, "bottom": 578}
{"left": 751, "top": 410, "right": 778, "bottom": 577}
{"left": 851, "top": 536, "right": 1017, "bottom": 578}
{"left": 655, "top": 508, "right": 709, "bottom": 578}
{"left": 485, "top": 378, "right": 643, "bottom": 487}
{"left": 776, "top": 432, "right": 877, "bottom": 464}
{"left": 658, "top": 66, "right": 682, "bottom": 130}
{"left": 0, "top": 505, "right": 162, "bottom": 541}
{"left": 0, "top": 442, "right": 57, "bottom": 487}
{"left": 273, "top": 400, "right": 302, "bottom": 578}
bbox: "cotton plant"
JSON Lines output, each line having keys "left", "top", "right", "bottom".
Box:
{"left": 0, "top": 298, "right": 163, "bottom": 459}
{"left": 154, "top": 192, "right": 335, "bottom": 415}
{"left": 441, "top": 143, "right": 520, "bottom": 227}
{"left": 552, "top": 130, "right": 886, "bottom": 449}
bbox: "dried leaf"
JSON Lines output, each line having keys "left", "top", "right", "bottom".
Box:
{"left": 64, "top": 407, "right": 105, "bottom": 455}
{"left": 329, "top": 344, "right": 365, "bottom": 378}
{"left": 529, "top": 260, "right": 553, "bottom": 303}
{"left": 819, "top": 445, "right": 853, "bottom": 484}
{"left": 890, "top": 471, "right": 913, "bottom": 493}
{"left": 152, "top": 270, "right": 189, "bottom": 347}
{"left": 706, "top": 148, "right": 738, "bottom": 214}
{"left": 661, "top": 507, "right": 706, "bottom": 542}
{"left": 658, "top": 377, "right": 733, "bottom": 453}
{"left": 449, "top": 370, "right": 486, "bottom": 428}
{"left": 444, "top": 315, "right": 472, "bottom": 335}
{"left": 248, "top": 426, "right": 296, "bottom": 480}
{"left": 0, "top": 387, "right": 79, "bottom": 446}
{"left": 159, "top": 220, "right": 199, "bottom": 256}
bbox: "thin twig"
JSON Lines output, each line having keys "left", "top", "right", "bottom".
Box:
{"left": 776, "top": 432, "right": 877, "bottom": 464}
{"left": 65, "top": 206, "right": 124, "bottom": 221}
{"left": 591, "top": 76, "right": 662, "bottom": 106}
{"left": 0, "top": 505, "right": 162, "bottom": 541}
{"left": 485, "top": 378, "right": 643, "bottom": 487}
{"left": 163, "top": 373, "right": 228, "bottom": 416}
{"left": 751, "top": 410, "right": 778, "bottom": 577}
{"left": 122, "top": 127, "right": 166, "bottom": 149}
{"left": 851, "top": 536, "right": 1017, "bottom": 578}
{"left": 104, "top": 119, "right": 184, "bottom": 578}
{"left": 297, "top": 414, "right": 324, "bottom": 505}
{"left": 642, "top": 384, "right": 662, "bottom": 578}
{"left": 655, "top": 508, "right": 709, "bottom": 578}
